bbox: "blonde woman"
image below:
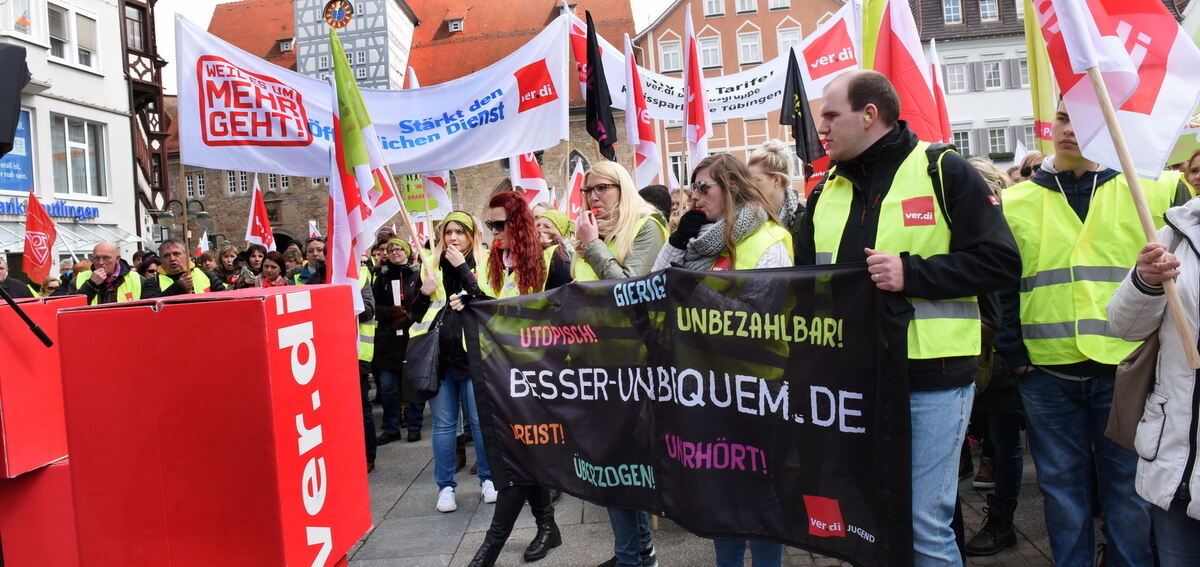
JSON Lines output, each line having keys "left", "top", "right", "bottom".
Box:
{"left": 748, "top": 139, "right": 803, "bottom": 227}
{"left": 574, "top": 161, "right": 667, "bottom": 281}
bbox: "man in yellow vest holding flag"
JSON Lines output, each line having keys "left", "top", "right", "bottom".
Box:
{"left": 794, "top": 70, "right": 1021, "bottom": 567}
{"left": 996, "top": 101, "right": 1190, "bottom": 567}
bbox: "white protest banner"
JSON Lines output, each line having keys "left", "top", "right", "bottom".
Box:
{"left": 177, "top": 15, "right": 569, "bottom": 176}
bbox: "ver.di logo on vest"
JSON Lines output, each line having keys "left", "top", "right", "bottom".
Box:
{"left": 901, "top": 196, "right": 936, "bottom": 227}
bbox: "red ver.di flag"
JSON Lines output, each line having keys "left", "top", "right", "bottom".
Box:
{"left": 246, "top": 175, "right": 276, "bottom": 249}
{"left": 1037, "top": 0, "right": 1200, "bottom": 178}
{"left": 561, "top": 160, "right": 586, "bottom": 221}
{"left": 623, "top": 33, "right": 661, "bottom": 188}
{"left": 512, "top": 153, "right": 553, "bottom": 207}
{"left": 23, "top": 190, "right": 56, "bottom": 283}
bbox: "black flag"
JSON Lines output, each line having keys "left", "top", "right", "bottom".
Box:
{"left": 779, "top": 49, "right": 825, "bottom": 165}
{"left": 585, "top": 11, "right": 617, "bottom": 161}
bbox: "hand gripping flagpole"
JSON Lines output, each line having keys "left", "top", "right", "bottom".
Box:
{"left": 1086, "top": 67, "right": 1200, "bottom": 369}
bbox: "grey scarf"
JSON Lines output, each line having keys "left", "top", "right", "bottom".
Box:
{"left": 777, "top": 189, "right": 801, "bottom": 227}
{"left": 680, "top": 204, "right": 768, "bottom": 271}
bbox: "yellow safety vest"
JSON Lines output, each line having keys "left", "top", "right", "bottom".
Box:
{"left": 486, "top": 249, "right": 552, "bottom": 299}
{"left": 573, "top": 215, "right": 668, "bottom": 281}
{"left": 1003, "top": 173, "right": 1174, "bottom": 365}
{"left": 409, "top": 252, "right": 489, "bottom": 338}
{"left": 158, "top": 268, "right": 211, "bottom": 295}
{"left": 75, "top": 270, "right": 143, "bottom": 304}
{"left": 711, "top": 222, "right": 793, "bottom": 270}
{"left": 1158, "top": 169, "right": 1196, "bottom": 199}
{"left": 359, "top": 266, "right": 376, "bottom": 362}
{"left": 812, "top": 141, "right": 981, "bottom": 359}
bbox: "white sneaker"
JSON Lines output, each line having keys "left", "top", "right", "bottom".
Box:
{"left": 436, "top": 487, "right": 457, "bottom": 512}
{"left": 480, "top": 480, "right": 498, "bottom": 503}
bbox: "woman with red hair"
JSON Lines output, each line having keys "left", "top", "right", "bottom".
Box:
{"left": 457, "top": 191, "right": 571, "bottom": 567}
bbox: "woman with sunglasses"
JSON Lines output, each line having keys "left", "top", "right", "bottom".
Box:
{"left": 747, "top": 140, "right": 803, "bottom": 228}
{"left": 574, "top": 161, "right": 667, "bottom": 282}
{"left": 462, "top": 191, "right": 573, "bottom": 567}
{"left": 373, "top": 238, "right": 426, "bottom": 445}
{"left": 408, "top": 211, "right": 498, "bottom": 515}
{"left": 572, "top": 161, "right": 666, "bottom": 567}
{"left": 654, "top": 153, "right": 793, "bottom": 567}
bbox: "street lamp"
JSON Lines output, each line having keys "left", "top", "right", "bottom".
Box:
{"left": 154, "top": 199, "right": 213, "bottom": 257}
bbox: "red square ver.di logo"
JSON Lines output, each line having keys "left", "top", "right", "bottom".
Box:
{"left": 803, "top": 495, "right": 846, "bottom": 538}
{"left": 802, "top": 19, "right": 857, "bottom": 81}
{"left": 514, "top": 59, "right": 559, "bottom": 113}
{"left": 196, "top": 55, "right": 312, "bottom": 147}
{"left": 901, "top": 196, "right": 937, "bottom": 227}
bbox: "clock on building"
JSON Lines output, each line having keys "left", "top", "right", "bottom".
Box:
{"left": 323, "top": 0, "right": 354, "bottom": 29}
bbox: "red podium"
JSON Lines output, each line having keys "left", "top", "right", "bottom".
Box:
{"left": 0, "top": 295, "right": 82, "bottom": 478}
{"left": 57, "top": 285, "right": 371, "bottom": 566}
{"left": 0, "top": 458, "right": 79, "bottom": 566}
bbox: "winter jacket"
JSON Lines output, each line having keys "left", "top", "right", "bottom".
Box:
{"left": 793, "top": 122, "right": 1021, "bottom": 390}
{"left": 1107, "top": 195, "right": 1200, "bottom": 518}
{"left": 371, "top": 261, "right": 422, "bottom": 372}
{"left": 76, "top": 259, "right": 139, "bottom": 304}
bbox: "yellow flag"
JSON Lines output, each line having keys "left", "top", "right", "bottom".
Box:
{"left": 1024, "top": 0, "right": 1058, "bottom": 156}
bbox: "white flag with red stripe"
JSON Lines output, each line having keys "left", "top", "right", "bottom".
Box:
{"left": 862, "top": 0, "right": 942, "bottom": 142}
{"left": 308, "top": 220, "right": 321, "bottom": 238}
{"left": 623, "top": 34, "right": 661, "bottom": 187}
{"left": 666, "top": 165, "right": 682, "bottom": 193}
{"left": 245, "top": 175, "right": 275, "bottom": 249}
{"left": 682, "top": 8, "right": 711, "bottom": 166}
{"left": 195, "top": 231, "right": 209, "bottom": 256}
{"left": 560, "top": 159, "right": 586, "bottom": 221}
{"left": 1037, "top": 0, "right": 1200, "bottom": 178}
{"left": 928, "top": 38, "right": 952, "bottom": 143}
{"left": 512, "top": 153, "right": 553, "bottom": 206}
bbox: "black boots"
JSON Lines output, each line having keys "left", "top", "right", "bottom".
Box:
{"left": 965, "top": 494, "right": 1017, "bottom": 556}
{"left": 522, "top": 519, "right": 562, "bottom": 561}
{"left": 468, "top": 536, "right": 503, "bottom": 567}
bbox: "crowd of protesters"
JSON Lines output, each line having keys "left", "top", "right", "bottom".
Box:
{"left": 8, "top": 69, "right": 1200, "bottom": 567}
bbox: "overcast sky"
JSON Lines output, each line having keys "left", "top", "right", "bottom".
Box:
{"left": 154, "top": 0, "right": 674, "bottom": 94}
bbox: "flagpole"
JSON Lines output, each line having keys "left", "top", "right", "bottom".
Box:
{"left": 383, "top": 164, "right": 435, "bottom": 281}
{"left": 179, "top": 167, "right": 190, "bottom": 263}
{"left": 1086, "top": 67, "right": 1200, "bottom": 369}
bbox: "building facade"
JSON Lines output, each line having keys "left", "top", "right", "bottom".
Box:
{"left": 294, "top": 0, "right": 417, "bottom": 89}
{"left": 634, "top": 0, "right": 843, "bottom": 190}
{"left": 0, "top": 0, "right": 144, "bottom": 275}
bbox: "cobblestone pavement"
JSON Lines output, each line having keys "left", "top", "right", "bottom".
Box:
{"left": 350, "top": 407, "right": 1055, "bottom": 567}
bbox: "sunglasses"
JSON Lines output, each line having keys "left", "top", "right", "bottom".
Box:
{"left": 484, "top": 220, "right": 507, "bottom": 232}
{"left": 685, "top": 180, "right": 715, "bottom": 197}
{"left": 581, "top": 183, "right": 619, "bottom": 197}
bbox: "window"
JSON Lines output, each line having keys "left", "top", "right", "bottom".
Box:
{"left": 946, "top": 63, "right": 968, "bottom": 93}
{"left": 943, "top": 0, "right": 963, "bottom": 24}
{"left": 48, "top": 4, "right": 67, "bottom": 59}
{"left": 980, "top": 0, "right": 1000, "bottom": 22}
{"left": 778, "top": 28, "right": 801, "bottom": 55}
{"left": 736, "top": 0, "right": 757, "bottom": 13}
{"left": 1023, "top": 125, "right": 1036, "bottom": 149}
{"left": 124, "top": 5, "right": 146, "bottom": 52}
{"left": 769, "top": 0, "right": 790, "bottom": 9}
{"left": 195, "top": 173, "right": 206, "bottom": 198}
{"left": 50, "top": 114, "right": 106, "bottom": 197}
{"left": 355, "top": 50, "right": 367, "bottom": 65}
{"left": 280, "top": 176, "right": 289, "bottom": 191}
{"left": 1015, "top": 0, "right": 1025, "bottom": 19}
{"left": 227, "top": 171, "right": 236, "bottom": 195}
{"left": 669, "top": 154, "right": 688, "bottom": 186}
{"left": 1018, "top": 58, "right": 1029, "bottom": 87}
{"left": 48, "top": 5, "right": 98, "bottom": 69}
{"left": 447, "top": 19, "right": 463, "bottom": 32}
{"left": 983, "top": 60, "right": 1004, "bottom": 89}
{"left": 185, "top": 174, "right": 194, "bottom": 198}
{"left": 738, "top": 32, "right": 762, "bottom": 64}
{"left": 268, "top": 174, "right": 277, "bottom": 190}
{"left": 312, "top": 177, "right": 324, "bottom": 186}
{"left": 239, "top": 171, "right": 248, "bottom": 194}
{"left": 699, "top": 37, "right": 721, "bottom": 68}
{"left": 355, "top": 67, "right": 368, "bottom": 79}
{"left": 75, "top": 13, "right": 96, "bottom": 67}
{"left": 279, "top": 39, "right": 293, "bottom": 52}
{"left": 704, "top": 0, "right": 724, "bottom": 17}
{"left": 952, "top": 131, "right": 971, "bottom": 156}
{"left": 318, "top": 55, "right": 329, "bottom": 69}
{"left": 4, "top": 0, "right": 43, "bottom": 39}
{"left": 659, "top": 40, "right": 682, "bottom": 72}
{"left": 355, "top": 3, "right": 364, "bottom": 14}
{"left": 988, "top": 128, "right": 1007, "bottom": 154}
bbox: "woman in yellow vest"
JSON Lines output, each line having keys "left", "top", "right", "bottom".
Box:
{"left": 408, "top": 211, "right": 496, "bottom": 515}
{"left": 463, "top": 191, "right": 572, "bottom": 567}
{"left": 535, "top": 208, "right": 574, "bottom": 264}
{"left": 654, "top": 153, "right": 793, "bottom": 273}
{"left": 653, "top": 152, "right": 793, "bottom": 567}
{"left": 575, "top": 161, "right": 667, "bottom": 281}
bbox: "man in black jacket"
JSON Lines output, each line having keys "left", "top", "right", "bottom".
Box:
{"left": 794, "top": 70, "right": 1020, "bottom": 567}
{"left": 0, "top": 257, "right": 32, "bottom": 299}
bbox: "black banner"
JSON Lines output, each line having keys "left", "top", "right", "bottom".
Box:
{"left": 466, "top": 265, "right": 912, "bottom": 567}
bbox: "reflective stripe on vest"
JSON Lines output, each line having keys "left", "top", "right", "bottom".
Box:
{"left": 1003, "top": 173, "right": 1174, "bottom": 365}
{"left": 358, "top": 265, "right": 376, "bottom": 362}
{"left": 712, "top": 221, "right": 793, "bottom": 270}
{"left": 77, "top": 270, "right": 142, "bottom": 304}
{"left": 574, "top": 215, "right": 668, "bottom": 281}
{"left": 811, "top": 141, "right": 980, "bottom": 359}
{"left": 158, "top": 268, "right": 211, "bottom": 294}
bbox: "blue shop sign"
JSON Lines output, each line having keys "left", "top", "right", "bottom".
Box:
{"left": 0, "top": 198, "right": 99, "bottom": 221}
{"left": 0, "top": 110, "right": 33, "bottom": 192}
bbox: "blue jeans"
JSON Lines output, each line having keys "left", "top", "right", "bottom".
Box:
{"left": 911, "top": 383, "right": 974, "bottom": 567}
{"left": 379, "top": 370, "right": 424, "bottom": 433}
{"left": 1019, "top": 369, "right": 1151, "bottom": 567}
{"left": 608, "top": 508, "right": 652, "bottom": 566}
{"left": 430, "top": 369, "right": 490, "bottom": 489}
{"left": 712, "top": 539, "right": 781, "bottom": 567}
{"left": 1153, "top": 497, "right": 1200, "bottom": 567}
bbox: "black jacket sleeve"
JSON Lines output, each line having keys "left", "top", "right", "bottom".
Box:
{"left": 995, "top": 284, "right": 1030, "bottom": 369}
{"left": 900, "top": 152, "right": 1022, "bottom": 300}
{"left": 76, "top": 277, "right": 100, "bottom": 303}
{"left": 545, "top": 247, "right": 573, "bottom": 291}
{"left": 456, "top": 262, "right": 486, "bottom": 298}
{"left": 140, "top": 275, "right": 162, "bottom": 298}
{"left": 358, "top": 280, "right": 374, "bottom": 324}
{"left": 792, "top": 181, "right": 824, "bottom": 265}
